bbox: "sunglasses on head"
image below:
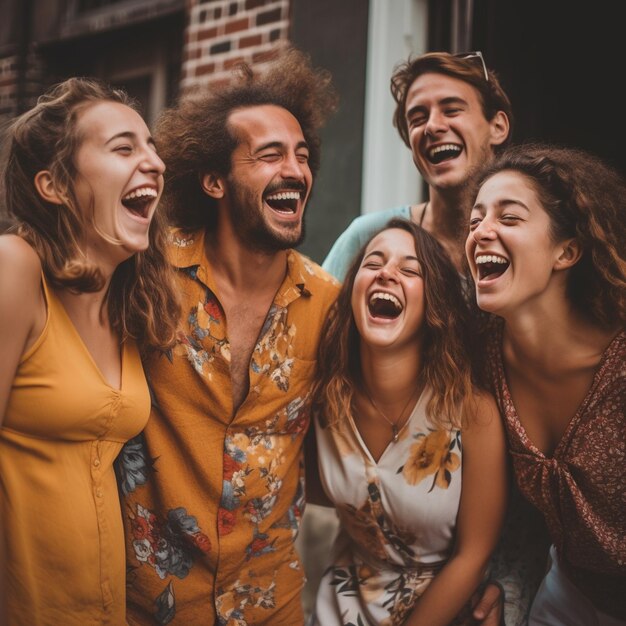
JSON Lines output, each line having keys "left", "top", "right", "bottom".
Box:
{"left": 453, "top": 51, "right": 489, "bottom": 82}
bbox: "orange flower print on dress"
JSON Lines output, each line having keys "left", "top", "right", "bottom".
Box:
{"left": 401, "top": 430, "right": 461, "bottom": 492}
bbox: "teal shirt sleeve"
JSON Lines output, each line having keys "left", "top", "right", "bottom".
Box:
{"left": 322, "top": 206, "right": 411, "bottom": 281}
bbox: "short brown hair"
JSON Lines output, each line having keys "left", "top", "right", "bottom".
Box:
{"left": 391, "top": 51, "right": 514, "bottom": 151}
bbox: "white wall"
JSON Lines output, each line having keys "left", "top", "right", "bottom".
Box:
{"left": 361, "top": 0, "right": 428, "bottom": 214}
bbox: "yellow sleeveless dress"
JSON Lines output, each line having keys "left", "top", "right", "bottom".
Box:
{"left": 0, "top": 275, "right": 150, "bottom": 625}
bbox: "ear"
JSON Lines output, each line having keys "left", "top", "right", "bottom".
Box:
{"left": 488, "top": 111, "right": 510, "bottom": 148}
{"left": 554, "top": 238, "right": 582, "bottom": 271}
{"left": 200, "top": 173, "right": 225, "bottom": 199}
{"left": 34, "top": 171, "right": 65, "bottom": 205}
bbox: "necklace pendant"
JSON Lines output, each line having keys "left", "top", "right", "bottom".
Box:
{"left": 391, "top": 424, "right": 399, "bottom": 442}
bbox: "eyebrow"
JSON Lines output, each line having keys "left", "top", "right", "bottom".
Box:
{"left": 364, "top": 250, "right": 420, "bottom": 262}
{"left": 406, "top": 96, "right": 469, "bottom": 119}
{"left": 105, "top": 131, "right": 157, "bottom": 148}
{"left": 253, "top": 140, "right": 310, "bottom": 154}
{"left": 473, "top": 199, "right": 530, "bottom": 212}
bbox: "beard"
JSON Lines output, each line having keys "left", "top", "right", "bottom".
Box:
{"left": 226, "top": 177, "right": 307, "bottom": 253}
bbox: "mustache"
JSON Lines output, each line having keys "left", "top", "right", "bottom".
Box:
{"left": 264, "top": 179, "right": 307, "bottom": 195}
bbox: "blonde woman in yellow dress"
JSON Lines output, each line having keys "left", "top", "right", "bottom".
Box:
{"left": 0, "top": 78, "right": 179, "bottom": 625}
{"left": 310, "top": 219, "right": 507, "bottom": 625}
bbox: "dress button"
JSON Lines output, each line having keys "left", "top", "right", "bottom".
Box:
{"left": 93, "top": 458, "right": 101, "bottom": 467}
{"left": 96, "top": 488, "right": 103, "bottom": 498}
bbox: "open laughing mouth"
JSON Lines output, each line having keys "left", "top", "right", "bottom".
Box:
{"left": 121, "top": 187, "right": 157, "bottom": 219}
{"left": 426, "top": 143, "right": 462, "bottom": 165}
{"left": 368, "top": 291, "right": 403, "bottom": 320}
{"left": 476, "top": 254, "right": 510, "bottom": 281}
{"left": 264, "top": 191, "right": 301, "bottom": 215}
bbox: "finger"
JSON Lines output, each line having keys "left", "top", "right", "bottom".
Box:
{"left": 472, "top": 582, "right": 502, "bottom": 619}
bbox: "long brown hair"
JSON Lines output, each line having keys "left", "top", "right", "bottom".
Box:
{"left": 2, "top": 77, "right": 180, "bottom": 352}
{"left": 312, "top": 218, "right": 477, "bottom": 430}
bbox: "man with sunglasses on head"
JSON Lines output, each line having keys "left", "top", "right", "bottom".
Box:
{"left": 324, "top": 51, "right": 510, "bottom": 276}
{"left": 323, "top": 51, "right": 550, "bottom": 626}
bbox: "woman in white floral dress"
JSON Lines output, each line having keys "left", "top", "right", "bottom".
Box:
{"left": 309, "top": 219, "right": 507, "bottom": 626}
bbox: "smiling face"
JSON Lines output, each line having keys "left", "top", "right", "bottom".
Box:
{"left": 222, "top": 104, "right": 312, "bottom": 252}
{"left": 72, "top": 100, "right": 165, "bottom": 266}
{"left": 466, "top": 170, "right": 572, "bottom": 317}
{"left": 351, "top": 228, "right": 425, "bottom": 351}
{"left": 404, "top": 72, "right": 507, "bottom": 191}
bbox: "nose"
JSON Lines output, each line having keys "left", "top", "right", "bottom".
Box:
{"left": 424, "top": 110, "right": 448, "bottom": 138}
{"left": 471, "top": 217, "right": 497, "bottom": 242}
{"left": 376, "top": 264, "right": 397, "bottom": 283}
{"left": 280, "top": 152, "right": 307, "bottom": 182}
{"left": 140, "top": 147, "right": 166, "bottom": 176}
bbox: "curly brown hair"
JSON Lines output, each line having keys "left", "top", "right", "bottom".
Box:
{"left": 391, "top": 51, "right": 514, "bottom": 151}
{"left": 156, "top": 46, "right": 338, "bottom": 231}
{"left": 2, "top": 77, "right": 180, "bottom": 352}
{"left": 474, "top": 143, "right": 626, "bottom": 329}
{"left": 312, "top": 218, "right": 479, "bottom": 431}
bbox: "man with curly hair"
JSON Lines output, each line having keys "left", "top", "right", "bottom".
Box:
{"left": 116, "top": 47, "right": 340, "bottom": 625}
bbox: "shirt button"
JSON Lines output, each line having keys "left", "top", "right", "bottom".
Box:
{"left": 93, "top": 458, "right": 101, "bottom": 467}
{"left": 96, "top": 489, "right": 103, "bottom": 498}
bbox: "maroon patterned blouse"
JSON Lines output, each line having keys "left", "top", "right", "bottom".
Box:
{"left": 487, "top": 327, "right": 626, "bottom": 619}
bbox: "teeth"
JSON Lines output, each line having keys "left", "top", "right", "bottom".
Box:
{"left": 122, "top": 187, "right": 158, "bottom": 201}
{"left": 266, "top": 191, "right": 301, "bottom": 201}
{"left": 369, "top": 292, "right": 402, "bottom": 310}
{"left": 476, "top": 255, "right": 508, "bottom": 264}
{"left": 428, "top": 144, "right": 461, "bottom": 157}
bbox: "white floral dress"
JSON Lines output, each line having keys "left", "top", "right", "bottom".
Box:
{"left": 311, "top": 388, "right": 465, "bottom": 626}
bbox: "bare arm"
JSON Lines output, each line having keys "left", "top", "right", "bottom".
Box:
{"left": 0, "top": 235, "right": 45, "bottom": 425}
{"left": 405, "top": 392, "right": 508, "bottom": 626}
{"left": 0, "top": 234, "right": 45, "bottom": 623}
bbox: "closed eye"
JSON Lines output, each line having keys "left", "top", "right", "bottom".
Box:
{"left": 260, "top": 153, "right": 281, "bottom": 162}
{"left": 114, "top": 145, "right": 133, "bottom": 154}
{"left": 501, "top": 214, "right": 523, "bottom": 224}
{"left": 469, "top": 216, "right": 482, "bottom": 230}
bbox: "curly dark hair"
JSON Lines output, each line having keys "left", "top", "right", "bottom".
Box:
{"left": 2, "top": 77, "right": 180, "bottom": 352}
{"left": 312, "top": 218, "right": 479, "bottom": 431}
{"left": 391, "top": 51, "right": 514, "bottom": 152}
{"left": 475, "top": 142, "right": 626, "bottom": 328}
{"left": 156, "top": 46, "right": 338, "bottom": 230}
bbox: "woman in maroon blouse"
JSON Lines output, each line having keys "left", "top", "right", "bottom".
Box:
{"left": 465, "top": 143, "right": 625, "bottom": 625}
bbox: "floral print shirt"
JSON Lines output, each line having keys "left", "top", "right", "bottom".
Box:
{"left": 487, "top": 327, "right": 626, "bottom": 620}
{"left": 311, "top": 389, "right": 468, "bottom": 626}
{"left": 117, "top": 229, "right": 339, "bottom": 626}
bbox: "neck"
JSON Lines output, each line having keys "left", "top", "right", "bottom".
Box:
{"left": 502, "top": 299, "right": 618, "bottom": 374}
{"left": 426, "top": 186, "right": 469, "bottom": 240}
{"left": 359, "top": 341, "right": 422, "bottom": 407}
{"left": 206, "top": 223, "right": 288, "bottom": 293}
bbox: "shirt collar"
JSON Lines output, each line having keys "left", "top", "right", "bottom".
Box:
{"left": 167, "top": 228, "right": 319, "bottom": 307}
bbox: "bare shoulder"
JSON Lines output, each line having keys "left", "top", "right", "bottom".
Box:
{"left": 0, "top": 234, "right": 43, "bottom": 300}
{"left": 463, "top": 389, "right": 505, "bottom": 445}
{"left": 0, "top": 233, "right": 41, "bottom": 268}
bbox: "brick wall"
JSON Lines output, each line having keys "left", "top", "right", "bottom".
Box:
{"left": 0, "top": 50, "right": 44, "bottom": 124}
{"left": 182, "top": 0, "right": 292, "bottom": 91}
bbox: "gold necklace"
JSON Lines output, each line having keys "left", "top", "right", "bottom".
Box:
{"left": 363, "top": 383, "right": 422, "bottom": 443}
